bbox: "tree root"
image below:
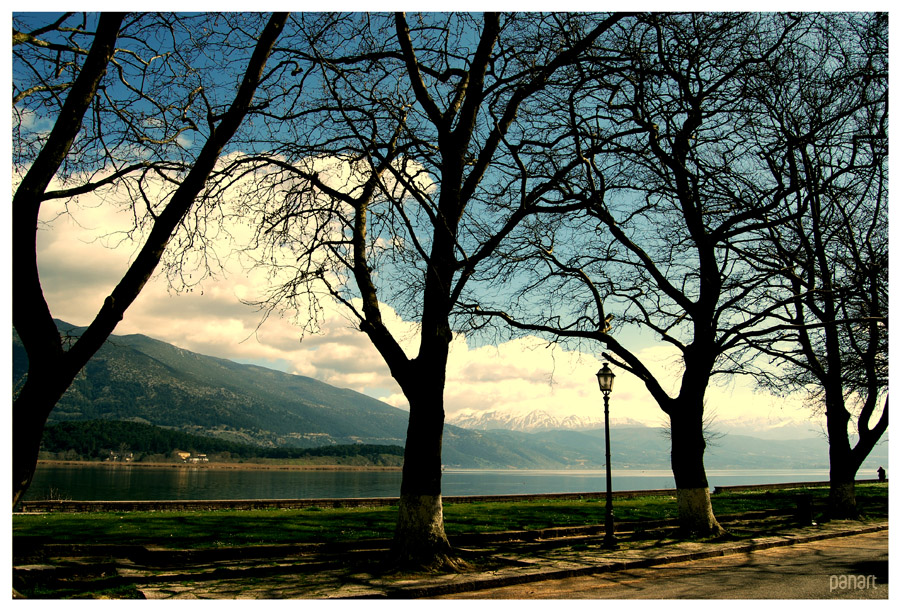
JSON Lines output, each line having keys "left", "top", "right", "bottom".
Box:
{"left": 383, "top": 550, "right": 471, "bottom": 574}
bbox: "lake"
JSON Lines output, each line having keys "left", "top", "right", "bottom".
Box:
{"left": 24, "top": 463, "right": 832, "bottom": 502}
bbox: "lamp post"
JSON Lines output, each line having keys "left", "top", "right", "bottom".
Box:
{"left": 596, "top": 362, "right": 617, "bottom": 549}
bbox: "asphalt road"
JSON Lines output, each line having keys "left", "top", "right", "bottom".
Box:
{"left": 435, "top": 529, "right": 889, "bottom": 599}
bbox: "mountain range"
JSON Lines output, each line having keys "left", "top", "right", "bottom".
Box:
{"left": 447, "top": 409, "right": 828, "bottom": 441}
{"left": 12, "top": 321, "right": 887, "bottom": 471}
{"left": 446, "top": 409, "right": 647, "bottom": 432}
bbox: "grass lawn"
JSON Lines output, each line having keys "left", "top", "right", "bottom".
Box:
{"left": 13, "top": 483, "right": 887, "bottom": 550}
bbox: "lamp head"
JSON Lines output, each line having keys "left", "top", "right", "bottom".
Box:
{"left": 596, "top": 362, "right": 615, "bottom": 396}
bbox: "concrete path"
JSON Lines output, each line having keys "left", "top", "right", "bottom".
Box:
{"left": 433, "top": 529, "right": 888, "bottom": 599}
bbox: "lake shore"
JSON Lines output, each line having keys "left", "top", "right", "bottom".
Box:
{"left": 37, "top": 459, "right": 401, "bottom": 472}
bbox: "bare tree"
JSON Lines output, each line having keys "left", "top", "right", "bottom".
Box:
{"left": 469, "top": 13, "right": 823, "bottom": 535}
{"left": 743, "top": 12, "right": 888, "bottom": 517}
{"left": 12, "top": 12, "right": 288, "bottom": 506}
{"left": 225, "top": 12, "right": 627, "bottom": 568}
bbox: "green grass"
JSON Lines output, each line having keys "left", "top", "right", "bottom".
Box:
{"left": 711, "top": 483, "right": 888, "bottom": 518}
{"left": 443, "top": 494, "right": 681, "bottom": 534}
{"left": 14, "top": 506, "right": 399, "bottom": 548}
{"left": 13, "top": 483, "right": 887, "bottom": 550}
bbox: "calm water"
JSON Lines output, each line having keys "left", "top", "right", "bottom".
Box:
{"left": 24, "top": 464, "right": 831, "bottom": 502}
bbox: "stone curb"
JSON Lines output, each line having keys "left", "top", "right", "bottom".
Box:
{"left": 356, "top": 522, "right": 889, "bottom": 599}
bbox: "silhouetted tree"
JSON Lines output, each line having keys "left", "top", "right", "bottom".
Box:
{"left": 12, "top": 12, "right": 288, "bottom": 506}
{"left": 469, "top": 13, "right": 826, "bottom": 535}
{"left": 226, "top": 12, "right": 627, "bottom": 567}
{"left": 743, "top": 12, "right": 888, "bottom": 518}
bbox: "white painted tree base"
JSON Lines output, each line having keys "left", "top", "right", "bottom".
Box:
{"left": 677, "top": 487, "right": 725, "bottom": 536}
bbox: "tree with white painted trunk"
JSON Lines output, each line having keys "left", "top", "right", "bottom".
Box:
{"left": 227, "top": 12, "right": 627, "bottom": 568}
{"left": 468, "top": 13, "right": 831, "bottom": 536}
{"left": 741, "top": 12, "right": 888, "bottom": 519}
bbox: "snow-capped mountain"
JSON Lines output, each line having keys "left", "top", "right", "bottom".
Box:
{"left": 447, "top": 409, "right": 648, "bottom": 432}
{"left": 709, "top": 416, "right": 824, "bottom": 440}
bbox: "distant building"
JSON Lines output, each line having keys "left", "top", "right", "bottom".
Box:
{"left": 175, "top": 452, "right": 209, "bottom": 463}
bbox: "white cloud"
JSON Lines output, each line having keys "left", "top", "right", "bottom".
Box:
{"left": 32, "top": 178, "right": 402, "bottom": 396}
{"left": 441, "top": 336, "right": 670, "bottom": 426}
{"left": 30, "top": 170, "right": 817, "bottom": 433}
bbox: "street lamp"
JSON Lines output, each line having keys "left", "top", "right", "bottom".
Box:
{"left": 596, "top": 363, "right": 618, "bottom": 549}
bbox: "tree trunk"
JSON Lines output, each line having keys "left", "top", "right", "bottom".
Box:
{"left": 828, "top": 479, "right": 858, "bottom": 520}
{"left": 827, "top": 418, "right": 860, "bottom": 519}
{"left": 824, "top": 389, "right": 861, "bottom": 519}
{"left": 12, "top": 399, "right": 49, "bottom": 508}
{"left": 669, "top": 407, "right": 724, "bottom": 536}
{"left": 12, "top": 365, "right": 74, "bottom": 506}
{"left": 390, "top": 379, "right": 464, "bottom": 571}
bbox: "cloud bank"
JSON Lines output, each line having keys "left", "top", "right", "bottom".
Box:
{"left": 30, "top": 177, "right": 812, "bottom": 431}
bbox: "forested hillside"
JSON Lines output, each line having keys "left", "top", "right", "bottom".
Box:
{"left": 13, "top": 321, "right": 410, "bottom": 448}
{"left": 40, "top": 420, "right": 404, "bottom": 466}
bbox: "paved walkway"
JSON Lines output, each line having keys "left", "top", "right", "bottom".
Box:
{"left": 434, "top": 529, "right": 888, "bottom": 599}
{"left": 124, "top": 518, "right": 887, "bottom": 599}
